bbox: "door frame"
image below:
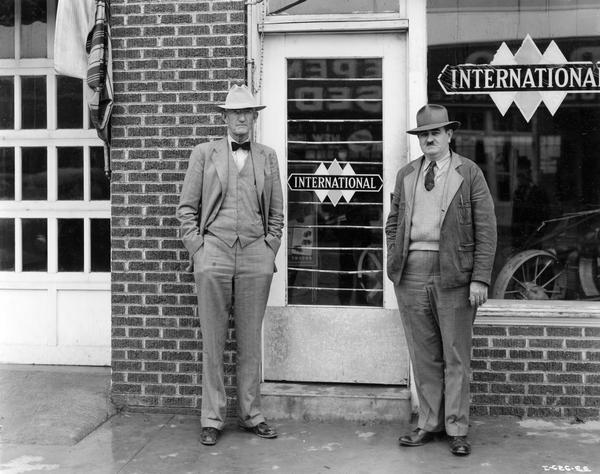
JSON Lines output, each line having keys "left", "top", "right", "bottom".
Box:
{"left": 257, "top": 28, "right": 411, "bottom": 384}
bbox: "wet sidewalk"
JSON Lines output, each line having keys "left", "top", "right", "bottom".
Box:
{"left": 1, "top": 365, "right": 599, "bottom": 474}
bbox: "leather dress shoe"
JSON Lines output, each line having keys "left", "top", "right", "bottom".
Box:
{"left": 200, "top": 427, "right": 220, "bottom": 446}
{"left": 240, "top": 421, "right": 278, "bottom": 439}
{"left": 448, "top": 435, "right": 471, "bottom": 456}
{"left": 398, "top": 428, "right": 437, "bottom": 447}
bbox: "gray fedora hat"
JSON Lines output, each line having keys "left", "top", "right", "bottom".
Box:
{"left": 217, "top": 84, "right": 266, "bottom": 111}
{"left": 407, "top": 104, "right": 461, "bottom": 135}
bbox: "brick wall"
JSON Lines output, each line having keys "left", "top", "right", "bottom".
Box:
{"left": 471, "top": 325, "right": 600, "bottom": 418}
{"left": 108, "top": 1, "right": 600, "bottom": 421}
{"left": 109, "top": 0, "right": 247, "bottom": 413}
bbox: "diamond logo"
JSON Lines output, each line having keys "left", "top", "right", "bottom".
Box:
{"left": 438, "top": 35, "right": 600, "bottom": 122}
{"left": 288, "top": 159, "right": 383, "bottom": 207}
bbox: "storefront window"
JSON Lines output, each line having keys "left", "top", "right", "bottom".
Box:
{"left": 286, "top": 58, "right": 384, "bottom": 306}
{"left": 268, "top": 0, "right": 399, "bottom": 15}
{"left": 427, "top": 1, "right": 600, "bottom": 301}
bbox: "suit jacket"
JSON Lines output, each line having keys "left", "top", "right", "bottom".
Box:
{"left": 385, "top": 152, "right": 497, "bottom": 288}
{"left": 177, "top": 137, "right": 284, "bottom": 267}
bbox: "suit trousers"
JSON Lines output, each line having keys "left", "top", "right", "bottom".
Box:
{"left": 193, "top": 233, "right": 275, "bottom": 430}
{"left": 393, "top": 250, "right": 475, "bottom": 436}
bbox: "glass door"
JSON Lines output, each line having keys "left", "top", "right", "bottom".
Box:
{"left": 260, "top": 31, "right": 409, "bottom": 384}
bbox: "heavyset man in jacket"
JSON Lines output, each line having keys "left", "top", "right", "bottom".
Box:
{"left": 177, "top": 85, "right": 284, "bottom": 446}
{"left": 385, "top": 104, "right": 497, "bottom": 456}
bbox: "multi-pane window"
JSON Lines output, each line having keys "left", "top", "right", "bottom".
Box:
{"left": 0, "top": 0, "right": 109, "bottom": 275}
{"left": 286, "top": 58, "right": 384, "bottom": 307}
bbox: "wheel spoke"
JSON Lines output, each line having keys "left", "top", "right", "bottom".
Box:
{"left": 540, "top": 271, "right": 563, "bottom": 288}
{"left": 510, "top": 276, "right": 527, "bottom": 289}
{"left": 533, "top": 258, "right": 553, "bottom": 281}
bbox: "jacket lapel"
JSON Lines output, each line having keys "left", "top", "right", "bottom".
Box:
{"left": 403, "top": 157, "right": 422, "bottom": 219}
{"left": 402, "top": 158, "right": 421, "bottom": 251}
{"left": 251, "top": 142, "right": 265, "bottom": 200}
{"left": 441, "top": 152, "right": 464, "bottom": 226}
{"left": 210, "top": 138, "right": 229, "bottom": 192}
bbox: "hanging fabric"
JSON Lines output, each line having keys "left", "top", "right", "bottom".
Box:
{"left": 86, "top": 0, "right": 113, "bottom": 179}
{"left": 54, "top": 0, "right": 95, "bottom": 79}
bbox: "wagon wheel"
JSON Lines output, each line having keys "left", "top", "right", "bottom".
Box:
{"left": 578, "top": 257, "right": 600, "bottom": 297}
{"left": 492, "top": 250, "right": 567, "bottom": 300}
{"left": 357, "top": 246, "right": 383, "bottom": 305}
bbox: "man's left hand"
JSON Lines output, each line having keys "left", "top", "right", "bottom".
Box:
{"left": 469, "top": 282, "right": 488, "bottom": 307}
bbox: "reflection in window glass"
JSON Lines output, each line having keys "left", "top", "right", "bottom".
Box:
{"left": 268, "top": 0, "right": 398, "bottom": 15}
{"left": 22, "top": 147, "right": 47, "bottom": 200}
{"left": 90, "top": 147, "right": 110, "bottom": 200}
{"left": 20, "top": 0, "right": 47, "bottom": 58}
{"left": 21, "top": 76, "right": 47, "bottom": 129}
{"left": 57, "top": 147, "right": 83, "bottom": 200}
{"left": 426, "top": 1, "right": 600, "bottom": 301}
{"left": 0, "top": 148, "right": 15, "bottom": 200}
{"left": 91, "top": 218, "right": 110, "bottom": 272}
{"left": 287, "top": 58, "right": 384, "bottom": 307}
{"left": 57, "top": 76, "right": 83, "bottom": 129}
{"left": 0, "top": 218, "right": 15, "bottom": 271}
{"left": 0, "top": 76, "right": 14, "bottom": 129}
{"left": 22, "top": 218, "right": 47, "bottom": 271}
{"left": 58, "top": 218, "right": 83, "bottom": 271}
{"left": 0, "top": 1, "right": 15, "bottom": 58}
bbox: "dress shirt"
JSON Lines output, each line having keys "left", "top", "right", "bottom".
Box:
{"left": 423, "top": 152, "right": 451, "bottom": 184}
{"left": 228, "top": 135, "right": 249, "bottom": 172}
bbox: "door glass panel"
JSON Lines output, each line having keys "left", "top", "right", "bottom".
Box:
{"left": 20, "top": 0, "right": 47, "bottom": 58}
{"left": 0, "top": 148, "right": 15, "bottom": 200}
{"left": 58, "top": 218, "right": 83, "bottom": 271}
{"left": 57, "top": 147, "right": 83, "bottom": 200}
{"left": 91, "top": 218, "right": 110, "bottom": 272}
{"left": 57, "top": 76, "right": 83, "bottom": 129}
{"left": 90, "top": 146, "right": 109, "bottom": 200}
{"left": 287, "top": 58, "right": 383, "bottom": 307}
{"left": 0, "top": 1, "right": 15, "bottom": 58}
{"left": 0, "top": 77, "right": 14, "bottom": 129}
{"left": 268, "top": 0, "right": 399, "bottom": 15}
{"left": 22, "top": 147, "right": 47, "bottom": 200}
{"left": 22, "top": 218, "right": 47, "bottom": 271}
{"left": 0, "top": 218, "right": 15, "bottom": 271}
{"left": 21, "top": 76, "right": 47, "bottom": 129}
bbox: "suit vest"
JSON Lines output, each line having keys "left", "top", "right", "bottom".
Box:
{"left": 207, "top": 152, "right": 264, "bottom": 247}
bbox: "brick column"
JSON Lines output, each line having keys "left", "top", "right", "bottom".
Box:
{"left": 109, "top": 0, "right": 247, "bottom": 413}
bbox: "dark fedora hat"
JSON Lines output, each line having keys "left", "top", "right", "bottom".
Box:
{"left": 407, "top": 104, "right": 461, "bottom": 135}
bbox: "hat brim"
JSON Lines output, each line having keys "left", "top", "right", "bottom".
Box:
{"left": 407, "top": 120, "right": 461, "bottom": 135}
{"left": 217, "top": 104, "right": 266, "bottom": 111}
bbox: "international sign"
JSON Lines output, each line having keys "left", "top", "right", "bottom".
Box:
{"left": 288, "top": 159, "right": 383, "bottom": 206}
{"left": 437, "top": 35, "right": 600, "bottom": 121}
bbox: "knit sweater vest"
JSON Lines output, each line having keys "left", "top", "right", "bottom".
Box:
{"left": 207, "top": 152, "right": 263, "bottom": 247}
{"left": 409, "top": 162, "right": 445, "bottom": 251}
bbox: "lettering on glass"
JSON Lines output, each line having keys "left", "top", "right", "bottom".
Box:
{"left": 437, "top": 35, "right": 600, "bottom": 121}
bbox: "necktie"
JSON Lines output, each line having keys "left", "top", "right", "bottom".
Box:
{"left": 231, "top": 141, "right": 250, "bottom": 151}
{"left": 424, "top": 161, "right": 436, "bottom": 191}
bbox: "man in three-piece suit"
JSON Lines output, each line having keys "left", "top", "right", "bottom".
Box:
{"left": 385, "top": 105, "right": 497, "bottom": 456}
{"left": 177, "top": 85, "right": 284, "bottom": 446}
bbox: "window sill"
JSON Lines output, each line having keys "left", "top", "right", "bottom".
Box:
{"left": 477, "top": 299, "right": 600, "bottom": 326}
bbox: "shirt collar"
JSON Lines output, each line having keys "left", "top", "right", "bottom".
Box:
{"left": 228, "top": 134, "right": 250, "bottom": 147}
{"left": 424, "top": 152, "right": 451, "bottom": 174}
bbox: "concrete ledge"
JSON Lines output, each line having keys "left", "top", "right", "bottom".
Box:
{"left": 261, "top": 382, "right": 411, "bottom": 422}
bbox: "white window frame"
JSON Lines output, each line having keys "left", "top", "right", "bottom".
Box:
{"left": 0, "top": 0, "right": 109, "bottom": 287}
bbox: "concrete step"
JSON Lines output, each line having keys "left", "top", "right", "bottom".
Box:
{"left": 261, "top": 382, "right": 412, "bottom": 422}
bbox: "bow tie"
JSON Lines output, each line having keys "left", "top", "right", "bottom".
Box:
{"left": 231, "top": 141, "right": 250, "bottom": 151}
